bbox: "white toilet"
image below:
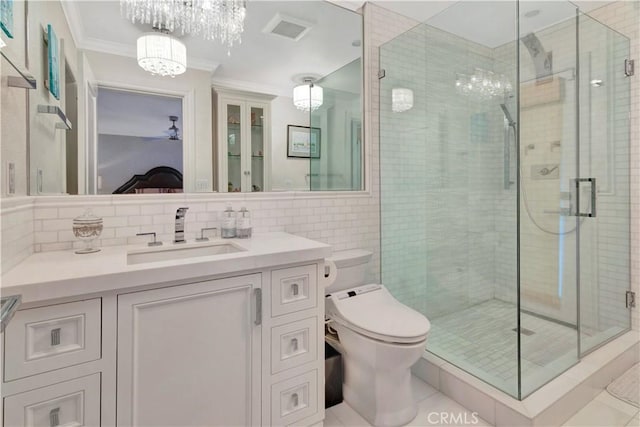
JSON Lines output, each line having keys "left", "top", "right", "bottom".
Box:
{"left": 325, "top": 250, "right": 431, "bottom": 427}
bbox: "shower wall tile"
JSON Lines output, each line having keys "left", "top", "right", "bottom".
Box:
{"left": 379, "top": 16, "right": 501, "bottom": 319}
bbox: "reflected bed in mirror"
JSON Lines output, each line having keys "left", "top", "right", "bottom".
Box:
{"left": 4, "top": 0, "right": 363, "bottom": 196}
{"left": 112, "top": 166, "right": 184, "bottom": 194}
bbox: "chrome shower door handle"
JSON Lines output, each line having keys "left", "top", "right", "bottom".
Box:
{"left": 571, "top": 178, "right": 597, "bottom": 217}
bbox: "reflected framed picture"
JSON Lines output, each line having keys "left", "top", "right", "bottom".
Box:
{"left": 0, "top": 0, "right": 13, "bottom": 38}
{"left": 287, "top": 125, "right": 321, "bottom": 158}
{"left": 46, "top": 24, "right": 60, "bottom": 100}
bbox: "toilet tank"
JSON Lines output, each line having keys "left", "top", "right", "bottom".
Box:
{"left": 326, "top": 249, "right": 373, "bottom": 294}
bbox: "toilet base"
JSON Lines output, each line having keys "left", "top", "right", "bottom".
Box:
{"left": 334, "top": 324, "right": 426, "bottom": 427}
{"left": 344, "top": 377, "right": 418, "bottom": 427}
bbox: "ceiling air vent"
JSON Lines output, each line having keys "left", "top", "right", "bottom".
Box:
{"left": 262, "top": 13, "right": 313, "bottom": 41}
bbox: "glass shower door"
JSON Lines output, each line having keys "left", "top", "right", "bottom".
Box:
{"left": 577, "top": 13, "right": 631, "bottom": 355}
{"left": 517, "top": 2, "right": 581, "bottom": 398}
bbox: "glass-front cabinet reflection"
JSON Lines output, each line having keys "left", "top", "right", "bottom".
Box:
{"left": 215, "top": 89, "right": 273, "bottom": 192}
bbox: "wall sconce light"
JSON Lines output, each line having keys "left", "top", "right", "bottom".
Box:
{"left": 392, "top": 88, "right": 413, "bottom": 113}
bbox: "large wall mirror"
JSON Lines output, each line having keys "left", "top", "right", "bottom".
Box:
{"left": 1, "top": 0, "right": 362, "bottom": 195}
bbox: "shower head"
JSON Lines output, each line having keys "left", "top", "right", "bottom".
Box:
{"left": 500, "top": 103, "right": 516, "bottom": 127}
{"left": 521, "top": 32, "right": 553, "bottom": 80}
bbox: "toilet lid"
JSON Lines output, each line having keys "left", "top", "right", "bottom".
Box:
{"left": 326, "top": 284, "right": 430, "bottom": 344}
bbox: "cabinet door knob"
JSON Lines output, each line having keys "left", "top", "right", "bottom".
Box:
{"left": 291, "top": 338, "right": 298, "bottom": 352}
{"left": 291, "top": 283, "right": 299, "bottom": 296}
{"left": 291, "top": 393, "right": 299, "bottom": 408}
{"left": 49, "top": 407, "right": 60, "bottom": 427}
{"left": 50, "top": 328, "right": 61, "bottom": 346}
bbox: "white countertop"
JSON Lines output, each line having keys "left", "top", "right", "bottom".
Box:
{"left": 1, "top": 232, "right": 332, "bottom": 304}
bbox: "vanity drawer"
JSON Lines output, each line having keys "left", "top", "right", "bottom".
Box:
{"left": 3, "top": 374, "right": 101, "bottom": 427}
{"left": 271, "top": 317, "right": 318, "bottom": 374}
{"left": 271, "top": 370, "right": 318, "bottom": 426}
{"left": 3, "top": 299, "right": 101, "bottom": 381}
{"left": 271, "top": 265, "right": 317, "bottom": 317}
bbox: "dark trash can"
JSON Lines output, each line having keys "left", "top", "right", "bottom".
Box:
{"left": 325, "top": 342, "right": 343, "bottom": 408}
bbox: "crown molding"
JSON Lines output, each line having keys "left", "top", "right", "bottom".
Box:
{"left": 80, "top": 36, "right": 220, "bottom": 73}
{"left": 60, "top": 0, "right": 85, "bottom": 48}
{"left": 325, "top": 0, "right": 365, "bottom": 13}
{"left": 210, "top": 77, "right": 289, "bottom": 98}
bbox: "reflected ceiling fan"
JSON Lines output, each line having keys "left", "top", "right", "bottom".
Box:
{"left": 166, "top": 116, "right": 180, "bottom": 141}
{"left": 139, "top": 115, "right": 181, "bottom": 142}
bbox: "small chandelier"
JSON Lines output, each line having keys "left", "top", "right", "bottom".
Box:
{"left": 392, "top": 88, "right": 413, "bottom": 113}
{"left": 455, "top": 68, "right": 512, "bottom": 100}
{"left": 293, "top": 78, "right": 323, "bottom": 112}
{"left": 121, "top": 0, "right": 247, "bottom": 54}
{"left": 137, "top": 29, "right": 187, "bottom": 77}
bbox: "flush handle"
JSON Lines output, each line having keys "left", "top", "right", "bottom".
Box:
{"left": 291, "top": 393, "right": 299, "bottom": 408}
{"left": 291, "top": 338, "right": 298, "bottom": 352}
{"left": 291, "top": 283, "right": 299, "bottom": 296}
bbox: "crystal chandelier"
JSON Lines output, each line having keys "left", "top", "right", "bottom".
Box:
{"left": 455, "top": 68, "right": 512, "bottom": 100}
{"left": 137, "top": 30, "right": 187, "bottom": 77}
{"left": 121, "top": 0, "right": 247, "bottom": 54}
{"left": 293, "top": 79, "right": 323, "bottom": 112}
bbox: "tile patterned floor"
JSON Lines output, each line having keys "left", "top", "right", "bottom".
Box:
{"left": 562, "top": 390, "right": 639, "bottom": 427}
{"left": 427, "top": 299, "right": 579, "bottom": 393}
{"left": 324, "top": 376, "right": 491, "bottom": 427}
{"left": 324, "top": 376, "right": 640, "bottom": 427}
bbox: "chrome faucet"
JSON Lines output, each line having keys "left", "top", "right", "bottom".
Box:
{"left": 174, "top": 207, "right": 189, "bottom": 243}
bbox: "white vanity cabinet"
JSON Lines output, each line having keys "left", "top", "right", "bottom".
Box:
{"left": 1, "top": 234, "right": 330, "bottom": 427}
{"left": 116, "top": 274, "right": 262, "bottom": 427}
{"left": 214, "top": 87, "right": 275, "bottom": 193}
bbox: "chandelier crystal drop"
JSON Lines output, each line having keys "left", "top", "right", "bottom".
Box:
{"left": 293, "top": 82, "right": 323, "bottom": 112}
{"left": 137, "top": 32, "right": 187, "bottom": 77}
{"left": 121, "top": 0, "right": 247, "bottom": 54}
{"left": 455, "top": 68, "right": 512, "bottom": 100}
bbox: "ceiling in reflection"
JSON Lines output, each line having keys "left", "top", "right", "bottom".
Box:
{"left": 63, "top": 1, "right": 361, "bottom": 95}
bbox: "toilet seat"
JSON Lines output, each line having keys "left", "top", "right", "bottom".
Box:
{"left": 326, "top": 284, "right": 430, "bottom": 344}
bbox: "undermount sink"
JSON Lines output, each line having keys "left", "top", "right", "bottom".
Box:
{"left": 127, "top": 241, "right": 246, "bottom": 265}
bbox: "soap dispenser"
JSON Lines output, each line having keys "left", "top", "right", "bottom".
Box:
{"left": 237, "top": 207, "right": 252, "bottom": 239}
{"left": 221, "top": 206, "right": 237, "bottom": 238}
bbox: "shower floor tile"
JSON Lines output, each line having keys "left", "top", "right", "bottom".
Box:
{"left": 428, "top": 299, "right": 578, "bottom": 394}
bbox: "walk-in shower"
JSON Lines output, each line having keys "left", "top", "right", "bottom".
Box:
{"left": 379, "top": 1, "right": 632, "bottom": 399}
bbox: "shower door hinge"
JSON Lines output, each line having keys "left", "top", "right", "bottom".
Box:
{"left": 378, "top": 69, "right": 386, "bottom": 79}
{"left": 626, "top": 291, "right": 636, "bottom": 309}
{"left": 624, "top": 59, "right": 634, "bottom": 77}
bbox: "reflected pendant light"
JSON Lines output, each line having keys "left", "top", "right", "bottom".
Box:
{"left": 392, "top": 88, "right": 413, "bottom": 113}
{"left": 137, "top": 30, "right": 187, "bottom": 78}
{"left": 293, "top": 78, "right": 323, "bottom": 112}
